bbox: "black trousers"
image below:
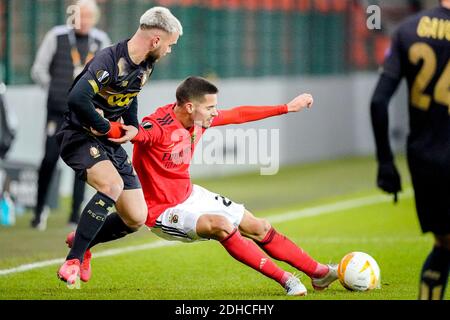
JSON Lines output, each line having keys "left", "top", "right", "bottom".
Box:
{"left": 34, "top": 115, "right": 86, "bottom": 223}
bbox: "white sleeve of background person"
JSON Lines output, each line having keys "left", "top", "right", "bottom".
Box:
{"left": 91, "top": 28, "right": 112, "bottom": 49}
{"left": 30, "top": 28, "right": 58, "bottom": 89}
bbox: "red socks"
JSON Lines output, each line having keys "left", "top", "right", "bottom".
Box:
{"left": 258, "top": 227, "right": 328, "bottom": 278}
{"left": 220, "top": 229, "right": 290, "bottom": 286}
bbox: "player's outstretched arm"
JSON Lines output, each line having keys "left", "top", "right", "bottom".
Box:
{"left": 212, "top": 93, "right": 313, "bottom": 127}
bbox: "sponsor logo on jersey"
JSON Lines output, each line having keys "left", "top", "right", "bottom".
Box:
{"left": 107, "top": 92, "right": 139, "bottom": 107}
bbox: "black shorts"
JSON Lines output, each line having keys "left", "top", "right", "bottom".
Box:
{"left": 407, "top": 154, "right": 450, "bottom": 235}
{"left": 56, "top": 122, "right": 141, "bottom": 190}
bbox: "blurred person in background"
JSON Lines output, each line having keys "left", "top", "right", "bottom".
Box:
{"left": 30, "top": 0, "right": 111, "bottom": 231}
{"left": 0, "top": 78, "right": 16, "bottom": 160}
{"left": 370, "top": 0, "right": 450, "bottom": 300}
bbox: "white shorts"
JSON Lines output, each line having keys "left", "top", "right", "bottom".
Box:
{"left": 150, "top": 185, "right": 245, "bottom": 243}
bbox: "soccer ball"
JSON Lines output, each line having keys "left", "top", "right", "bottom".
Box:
{"left": 337, "top": 251, "right": 381, "bottom": 291}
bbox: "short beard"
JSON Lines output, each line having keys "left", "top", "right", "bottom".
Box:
{"left": 145, "top": 51, "right": 158, "bottom": 64}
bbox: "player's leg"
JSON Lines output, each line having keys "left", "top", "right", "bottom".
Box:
{"left": 410, "top": 160, "right": 450, "bottom": 300}
{"left": 31, "top": 119, "right": 60, "bottom": 230}
{"left": 239, "top": 209, "right": 337, "bottom": 289}
{"left": 65, "top": 187, "right": 147, "bottom": 283}
{"left": 88, "top": 188, "right": 147, "bottom": 248}
{"left": 66, "top": 160, "right": 123, "bottom": 260}
{"left": 196, "top": 214, "right": 305, "bottom": 295}
{"left": 87, "top": 146, "right": 147, "bottom": 248}
{"left": 58, "top": 160, "right": 122, "bottom": 286}
{"left": 239, "top": 210, "right": 328, "bottom": 276}
{"left": 64, "top": 155, "right": 147, "bottom": 282}
{"left": 419, "top": 234, "right": 450, "bottom": 300}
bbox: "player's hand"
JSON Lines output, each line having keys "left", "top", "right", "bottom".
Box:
{"left": 90, "top": 125, "right": 109, "bottom": 136}
{"left": 107, "top": 121, "right": 125, "bottom": 139}
{"left": 108, "top": 124, "right": 138, "bottom": 144}
{"left": 287, "top": 93, "right": 313, "bottom": 112}
{"left": 377, "top": 161, "right": 402, "bottom": 204}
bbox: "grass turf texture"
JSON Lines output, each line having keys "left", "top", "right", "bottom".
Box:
{"left": 1, "top": 155, "right": 446, "bottom": 300}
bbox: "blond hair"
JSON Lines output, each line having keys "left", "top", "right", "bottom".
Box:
{"left": 139, "top": 6, "right": 183, "bottom": 35}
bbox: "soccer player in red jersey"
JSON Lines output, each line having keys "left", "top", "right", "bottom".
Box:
{"left": 109, "top": 76, "right": 337, "bottom": 295}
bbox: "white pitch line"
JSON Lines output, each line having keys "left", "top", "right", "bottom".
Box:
{"left": 267, "top": 189, "right": 413, "bottom": 224}
{"left": 0, "top": 189, "right": 412, "bottom": 277}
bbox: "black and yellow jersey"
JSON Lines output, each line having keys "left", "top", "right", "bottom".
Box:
{"left": 382, "top": 6, "right": 450, "bottom": 157}
{"left": 66, "top": 39, "right": 154, "bottom": 132}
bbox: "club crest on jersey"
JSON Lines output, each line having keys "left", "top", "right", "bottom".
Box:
{"left": 141, "top": 121, "right": 153, "bottom": 130}
{"left": 96, "top": 70, "right": 110, "bottom": 85}
{"left": 89, "top": 146, "right": 100, "bottom": 159}
{"left": 169, "top": 213, "right": 179, "bottom": 224}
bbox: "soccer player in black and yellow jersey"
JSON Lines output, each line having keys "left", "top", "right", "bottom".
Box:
{"left": 370, "top": 0, "right": 450, "bottom": 300}
{"left": 55, "top": 7, "right": 182, "bottom": 288}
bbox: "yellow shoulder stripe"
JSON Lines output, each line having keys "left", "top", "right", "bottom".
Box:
{"left": 88, "top": 79, "right": 99, "bottom": 94}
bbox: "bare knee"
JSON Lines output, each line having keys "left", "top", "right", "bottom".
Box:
{"left": 121, "top": 205, "right": 147, "bottom": 229}
{"left": 87, "top": 162, "right": 124, "bottom": 200}
{"left": 241, "top": 217, "right": 271, "bottom": 242}
{"left": 197, "top": 215, "right": 234, "bottom": 241}
{"left": 97, "top": 182, "right": 123, "bottom": 201}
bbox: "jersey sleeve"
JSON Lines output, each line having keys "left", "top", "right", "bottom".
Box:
{"left": 30, "top": 27, "right": 57, "bottom": 89}
{"left": 121, "top": 98, "right": 139, "bottom": 128}
{"left": 211, "top": 104, "right": 288, "bottom": 127}
{"left": 131, "top": 118, "right": 164, "bottom": 146}
{"left": 381, "top": 29, "right": 404, "bottom": 80}
{"left": 83, "top": 49, "right": 115, "bottom": 94}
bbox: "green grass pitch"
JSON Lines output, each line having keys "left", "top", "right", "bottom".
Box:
{"left": 0, "top": 156, "right": 447, "bottom": 300}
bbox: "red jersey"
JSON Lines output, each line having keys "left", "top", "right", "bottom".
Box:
{"left": 132, "top": 103, "right": 288, "bottom": 227}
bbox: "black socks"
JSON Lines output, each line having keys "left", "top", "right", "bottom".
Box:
{"left": 88, "top": 212, "right": 137, "bottom": 248}
{"left": 67, "top": 192, "right": 114, "bottom": 261}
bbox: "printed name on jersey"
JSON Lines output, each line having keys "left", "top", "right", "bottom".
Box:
{"left": 417, "top": 16, "right": 450, "bottom": 41}
{"left": 96, "top": 70, "right": 110, "bottom": 85}
{"left": 156, "top": 113, "right": 174, "bottom": 126}
{"left": 141, "top": 121, "right": 153, "bottom": 130}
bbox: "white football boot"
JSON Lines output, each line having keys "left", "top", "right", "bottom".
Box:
{"left": 284, "top": 274, "right": 307, "bottom": 296}
{"left": 311, "top": 264, "right": 338, "bottom": 290}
